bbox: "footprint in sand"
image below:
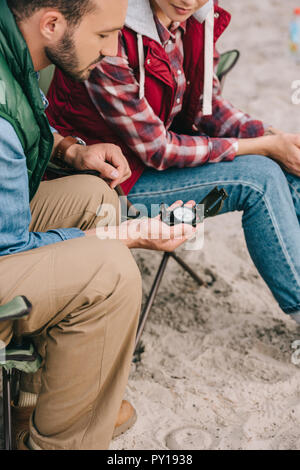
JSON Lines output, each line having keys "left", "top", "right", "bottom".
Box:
{"left": 165, "top": 426, "right": 213, "bottom": 450}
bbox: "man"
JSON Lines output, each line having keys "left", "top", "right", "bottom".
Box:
{"left": 0, "top": 0, "right": 197, "bottom": 450}
{"left": 46, "top": 0, "right": 300, "bottom": 324}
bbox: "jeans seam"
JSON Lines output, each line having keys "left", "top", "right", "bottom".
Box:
{"left": 129, "top": 179, "right": 265, "bottom": 198}
{"left": 287, "top": 179, "right": 300, "bottom": 197}
{"left": 263, "top": 194, "right": 300, "bottom": 288}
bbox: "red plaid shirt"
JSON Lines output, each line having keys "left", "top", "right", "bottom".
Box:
{"left": 85, "top": 17, "right": 266, "bottom": 171}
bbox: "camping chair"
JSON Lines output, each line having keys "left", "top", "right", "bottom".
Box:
{"left": 216, "top": 49, "right": 240, "bottom": 91}
{"left": 39, "top": 50, "right": 240, "bottom": 359}
{"left": 0, "top": 296, "right": 42, "bottom": 450}
{"left": 39, "top": 65, "right": 55, "bottom": 95}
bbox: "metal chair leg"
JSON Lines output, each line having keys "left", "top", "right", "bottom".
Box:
{"left": 2, "top": 368, "right": 12, "bottom": 450}
{"left": 135, "top": 252, "right": 171, "bottom": 351}
{"left": 134, "top": 249, "right": 208, "bottom": 357}
{"left": 134, "top": 250, "right": 208, "bottom": 355}
{"left": 169, "top": 252, "right": 206, "bottom": 286}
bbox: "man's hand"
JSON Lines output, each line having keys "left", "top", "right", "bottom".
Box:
{"left": 85, "top": 201, "right": 202, "bottom": 252}
{"left": 64, "top": 142, "right": 131, "bottom": 189}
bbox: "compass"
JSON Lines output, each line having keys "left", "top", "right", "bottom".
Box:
{"left": 160, "top": 187, "right": 228, "bottom": 227}
{"left": 160, "top": 203, "right": 203, "bottom": 227}
{"left": 173, "top": 206, "right": 196, "bottom": 224}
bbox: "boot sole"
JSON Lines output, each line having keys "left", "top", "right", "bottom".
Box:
{"left": 112, "top": 408, "right": 137, "bottom": 439}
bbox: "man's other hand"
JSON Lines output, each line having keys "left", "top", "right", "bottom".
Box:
{"left": 65, "top": 142, "right": 131, "bottom": 189}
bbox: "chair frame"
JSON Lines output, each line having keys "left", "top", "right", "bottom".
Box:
{"left": 0, "top": 296, "right": 33, "bottom": 450}
{"left": 134, "top": 251, "right": 206, "bottom": 351}
{"left": 2, "top": 369, "right": 17, "bottom": 450}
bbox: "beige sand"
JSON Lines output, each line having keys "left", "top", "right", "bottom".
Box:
{"left": 110, "top": 0, "right": 300, "bottom": 451}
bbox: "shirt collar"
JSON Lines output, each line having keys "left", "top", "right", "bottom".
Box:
{"left": 154, "top": 15, "right": 186, "bottom": 46}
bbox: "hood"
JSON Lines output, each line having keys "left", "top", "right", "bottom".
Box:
{"left": 125, "top": 0, "right": 214, "bottom": 115}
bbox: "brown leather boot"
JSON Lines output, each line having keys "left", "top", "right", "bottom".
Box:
{"left": 16, "top": 431, "right": 30, "bottom": 450}
{"left": 12, "top": 403, "right": 35, "bottom": 450}
{"left": 16, "top": 399, "right": 137, "bottom": 449}
{"left": 112, "top": 400, "right": 137, "bottom": 439}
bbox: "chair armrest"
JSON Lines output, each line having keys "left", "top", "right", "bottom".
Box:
{"left": 0, "top": 296, "right": 32, "bottom": 322}
{"left": 1, "top": 338, "right": 42, "bottom": 373}
{"left": 216, "top": 49, "right": 240, "bottom": 83}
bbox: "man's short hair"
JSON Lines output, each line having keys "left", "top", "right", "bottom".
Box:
{"left": 7, "top": 0, "right": 96, "bottom": 26}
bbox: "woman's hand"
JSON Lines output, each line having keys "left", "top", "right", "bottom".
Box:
{"left": 265, "top": 133, "right": 300, "bottom": 176}
{"left": 237, "top": 133, "right": 300, "bottom": 177}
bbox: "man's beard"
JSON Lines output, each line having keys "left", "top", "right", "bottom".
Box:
{"left": 45, "top": 30, "right": 94, "bottom": 82}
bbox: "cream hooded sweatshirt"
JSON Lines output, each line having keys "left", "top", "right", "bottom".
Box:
{"left": 125, "top": 0, "right": 215, "bottom": 115}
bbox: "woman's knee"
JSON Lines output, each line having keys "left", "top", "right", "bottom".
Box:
{"left": 224, "top": 155, "right": 287, "bottom": 212}
{"left": 236, "top": 155, "right": 285, "bottom": 187}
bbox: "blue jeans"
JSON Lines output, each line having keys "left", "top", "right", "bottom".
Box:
{"left": 128, "top": 155, "right": 300, "bottom": 317}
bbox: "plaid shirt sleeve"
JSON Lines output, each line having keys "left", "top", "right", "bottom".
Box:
{"left": 196, "top": 74, "right": 267, "bottom": 139}
{"left": 85, "top": 42, "right": 259, "bottom": 171}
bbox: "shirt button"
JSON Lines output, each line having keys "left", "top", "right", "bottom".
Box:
{"left": 177, "top": 70, "right": 182, "bottom": 75}
{"left": 214, "top": 12, "right": 220, "bottom": 19}
{"left": 176, "top": 98, "right": 181, "bottom": 104}
{"left": 147, "top": 59, "right": 151, "bottom": 65}
{"left": 187, "top": 80, "right": 191, "bottom": 86}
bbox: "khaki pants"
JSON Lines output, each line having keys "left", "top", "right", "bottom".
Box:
{"left": 0, "top": 175, "right": 142, "bottom": 449}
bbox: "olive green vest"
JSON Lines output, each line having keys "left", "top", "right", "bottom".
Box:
{"left": 0, "top": 0, "right": 54, "bottom": 201}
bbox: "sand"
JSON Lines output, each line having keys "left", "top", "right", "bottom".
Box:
{"left": 1, "top": 0, "right": 300, "bottom": 451}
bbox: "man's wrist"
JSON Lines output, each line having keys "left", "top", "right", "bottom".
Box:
{"left": 64, "top": 143, "right": 80, "bottom": 166}
{"left": 52, "top": 136, "right": 86, "bottom": 167}
{"left": 84, "top": 225, "right": 141, "bottom": 249}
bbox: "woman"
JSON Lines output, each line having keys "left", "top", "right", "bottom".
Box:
{"left": 46, "top": 0, "right": 300, "bottom": 323}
